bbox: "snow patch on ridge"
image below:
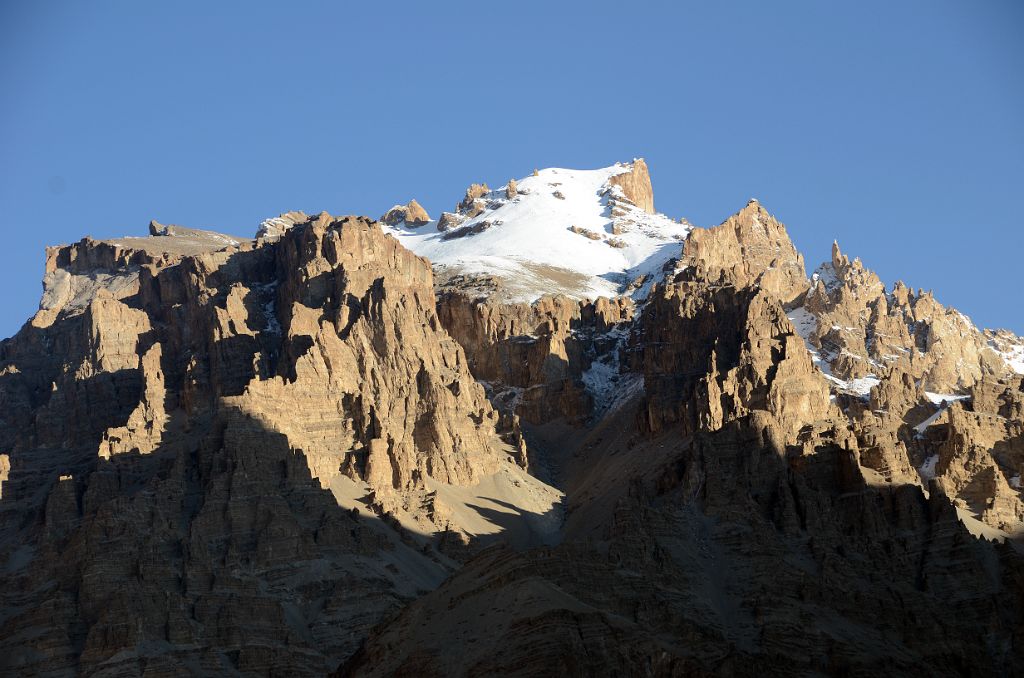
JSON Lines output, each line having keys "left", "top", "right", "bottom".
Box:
{"left": 999, "top": 343, "right": 1024, "bottom": 375}
{"left": 810, "top": 262, "right": 840, "bottom": 294}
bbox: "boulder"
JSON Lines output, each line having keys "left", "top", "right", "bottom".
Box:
{"left": 380, "top": 199, "right": 431, "bottom": 227}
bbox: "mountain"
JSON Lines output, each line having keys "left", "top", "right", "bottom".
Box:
{"left": 1, "top": 161, "right": 1022, "bottom": 676}
{"left": 381, "top": 160, "right": 683, "bottom": 303}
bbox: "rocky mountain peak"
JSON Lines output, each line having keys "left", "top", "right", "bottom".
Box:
{"left": 381, "top": 161, "right": 685, "bottom": 304}
{"left": 680, "top": 198, "right": 808, "bottom": 305}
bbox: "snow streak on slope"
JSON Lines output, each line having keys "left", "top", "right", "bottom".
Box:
{"left": 383, "top": 164, "right": 688, "bottom": 303}
{"left": 983, "top": 331, "right": 1024, "bottom": 376}
{"left": 998, "top": 343, "right": 1024, "bottom": 375}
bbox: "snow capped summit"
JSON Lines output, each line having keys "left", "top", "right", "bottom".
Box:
{"left": 382, "top": 160, "right": 688, "bottom": 302}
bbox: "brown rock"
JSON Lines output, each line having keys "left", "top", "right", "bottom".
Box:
{"left": 801, "top": 241, "right": 1011, "bottom": 391}
{"left": 380, "top": 199, "right": 431, "bottom": 227}
{"left": 568, "top": 225, "right": 602, "bottom": 240}
{"left": 436, "top": 291, "right": 634, "bottom": 425}
{"left": 4, "top": 174, "right": 1024, "bottom": 677}
{"left": 457, "top": 183, "right": 489, "bottom": 214}
{"left": 680, "top": 199, "right": 809, "bottom": 306}
{"left": 607, "top": 158, "right": 655, "bottom": 213}
{"left": 435, "top": 211, "right": 465, "bottom": 232}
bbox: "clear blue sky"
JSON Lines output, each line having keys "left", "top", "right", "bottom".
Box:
{"left": 2, "top": 1, "right": 1022, "bottom": 339}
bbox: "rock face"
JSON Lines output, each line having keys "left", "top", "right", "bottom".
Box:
{"left": 928, "top": 378, "right": 1024, "bottom": 531}
{"left": 637, "top": 281, "right": 833, "bottom": 443}
{"left": 3, "top": 161, "right": 1024, "bottom": 677}
{"left": 342, "top": 422, "right": 1021, "bottom": 677}
{"left": 436, "top": 291, "right": 634, "bottom": 425}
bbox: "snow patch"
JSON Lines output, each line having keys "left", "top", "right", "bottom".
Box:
{"left": 258, "top": 217, "right": 291, "bottom": 239}
{"left": 787, "top": 306, "right": 831, "bottom": 375}
{"left": 383, "top": 163, "right": 688, "bottom": 303}
{"left": 924, "top": 392, "right": 969, "bottom": 406}
{"left": 581, "top": 359, "right": 619, "bottom": 412}
{"left": 919, "top": 454, "right": 939, "bottom": 482}
{"left": 479, "top": 381, "right": 526, "bottom": 413}
{"left": 787, "top": 306, "right": 817, "bottom": 343}
{"left": 810, "top": 262, "right": 840, "bottom": 293}
{"left": 788, "top": 306, "right": 879, "bottom": 398}
{"left": 999, "top": 343, "right": 1024, "bottom": 375}
{"left": 826, "top": 374, "right": 880, "bottom": 398}
{"left": 913, "top": 394, "right": 963, "bottom": 436}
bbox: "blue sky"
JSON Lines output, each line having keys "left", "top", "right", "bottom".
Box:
{"left": 1, "top": 1, "right": 1022, "bottom": 339}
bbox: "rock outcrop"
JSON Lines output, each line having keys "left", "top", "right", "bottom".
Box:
{"left": 256, "top": 211, "right": 308, "bottom": 241}
{"left": 608, "top": 158, "right": 655, "bottom": 213}
{"left": 927, "top": 378, "right": 1024, "bottom": 532}
{"left": 457, "top": 182, "right": 490, "bottom": 218}
{"left": 380, "top": 199, "right": 431, "bottom": 227}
